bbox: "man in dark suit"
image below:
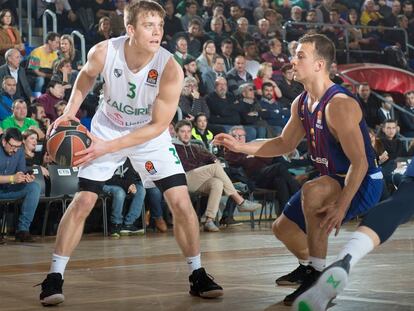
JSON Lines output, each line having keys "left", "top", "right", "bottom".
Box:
{"left": 399, "top": 90, "right": 414, "bottom": 137}
{"left": 377, "top": 93, "right": 394, "bottom": 124}
{"left": 0, "top": 49, "right": 33, "bottom": 103}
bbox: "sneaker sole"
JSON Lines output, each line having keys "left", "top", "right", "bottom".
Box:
{"left": 276, "top": 280, "right": 301, "bottom": 286}
{"left": 120, "top": 230, "right": 145, "bottom": 236}
{"left": 40, "top": 294, "right": 64, "bottom": 306}
{"left": 190, "top": 289, "right": 224, "bottom": 298}
{"left": 238, "top": 207, "right": 260, "bottom": 212}
{"left": 292, "top": 267, "right": 348, "bottom": 311}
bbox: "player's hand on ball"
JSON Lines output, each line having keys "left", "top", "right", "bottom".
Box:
{"left": 73, "top": 131, "right": 108, "bottom": 166}
{"left": 46, "top": 113, "right": 80, "bottom": 138}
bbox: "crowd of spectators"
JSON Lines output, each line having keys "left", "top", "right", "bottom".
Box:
{"left": 1, "top": 0, "right": 414, "bottom": 243}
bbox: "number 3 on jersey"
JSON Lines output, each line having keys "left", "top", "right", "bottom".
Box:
{"left": 127, "top": 82, "right": 136, "bottom": 99}
{"left": 169, "top": 147, "right": 181, "bottom": 164}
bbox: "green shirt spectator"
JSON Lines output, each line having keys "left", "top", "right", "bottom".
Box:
{"left": 0, "top": 99, "right": 44, "bottom": 140}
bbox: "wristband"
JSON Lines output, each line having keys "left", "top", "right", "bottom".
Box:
{"left": 9, "top": 175, "right": 15, "bottom": 184}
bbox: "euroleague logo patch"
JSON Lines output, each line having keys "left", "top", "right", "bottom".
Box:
{"left": 146, "top": 69, "right": 158, "bottom": 86}
{"left": 145, "top": 161, "right": 157, "bottom": 175}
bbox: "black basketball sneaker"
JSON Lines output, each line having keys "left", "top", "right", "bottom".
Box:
{"left": 189, "top": 268, "right": 224, "bottom": 298}
{"left": 37, "top": 273, "right": 65, "bottom": 306}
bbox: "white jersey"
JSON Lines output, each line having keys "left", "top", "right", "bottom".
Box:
{"left": 98, "top": 36, "right": 172, "bottom": 128}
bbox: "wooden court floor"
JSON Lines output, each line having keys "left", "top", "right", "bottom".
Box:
{"left": 0, "top": 221, "right": 413, "bottom": 311}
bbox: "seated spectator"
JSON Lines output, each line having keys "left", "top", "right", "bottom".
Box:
{"left": 277, "top": 63, "right": 304, "bottom": 107}
{"left": 182, "top": 57, "right": 205, "bottom": 95}
{"left": 173, "top": 37, "right": 194, "bottom": 67}
{"left": 287, "top": 40, "right": 298, "bottom": 60}
{"left": 252, "top": 18, "right": 277, "bottom": 55}
{"left": 231, "top": 17, "right": 254, "bottom": 55}
{"left": 220, "top": 39, "right": 234, "bottom": 73}
{"left": 45, "top": 0, "right": 78, "bottom": 32}
{"left": 162, "top": 0, "right": 184, "bottom": 48}
{"left": 27, "top": 32, "right": 60, "bottom": 97}
{"left": 360, "top": 0, "right": 384, "bottom": 28}
{"left": 305, "top": 9, "right": 320, "bottom": 33}
{"left": 32, "top": 102, "right": 50, "bottom": 137}
{"left": 172, "top": 19, "right": 202, "bottom": 58}
{"left": 384, "top": 0, "right": 401, "bottom": 27}
{"left": 202, "top": 55, "right": 226, "bottom": 94}
{"left": 357, "top": 82, "right": 382, "bottom": 129}
{"left": 111, "top": 0, "right": 126, "bottom": 37}
{"left": 179, "top": 77, "right": 210, "bottom": 121}
{"left": 51, "top": 58, "right": 74, "bottom": 92}
{"left": 377, "top": 94, "right": 394, "bottom": 124}
{"left": 174, "top": 120, "right": 261, "bottom": 232}
{"left": 196, "top": 40, "right": 217, "bottom": 76}
{"left": 244, "top": 41, "right": 261, "bottom": 78}
{"left": 226, "top": 55, "right": 253, "bottom": 96}
{"left": 260, "top": 38, "right": 289, "bottom": 72}
{"left": 321, "top": 9, "right": 347, "bottom": 49}
{"left": 0, "top": 128, "right": 41, "bottom": 242}
{"left": 253, "top": 0, "right": 270, "bottom": 22}
{"left": 55, "top": 100, "right": 67, "bottom": 118}
{"left": 378, "top": 119, "right": 409, "bottom": 188}
{"left": 58, "top": 34, "right": 82, "bottom": 72}
{"left": 0, "top": 49, "right": 33, "bottom": 102}
{"left": 259, "top": 82, "right": 290, "bottom": 135}
{"left": 263, "top": 8, "right": 283, "bottom": 38}
{"left": 254, "top": 62, "right": 282, "bottom": 98}
{"left": 22, "top": 129, "right": 49, "bottom": 177}
{"left": 0, "top": 9, "right": 25, "bottom": 57}
{"left": 1, "top": 99, "right": 44, "bottom": 140}
{"left": 237, "top": 83, "right": 267, "bottom": 139}
{"left": 93, "top": 16, "right": 114, "bottom": 45}
{"left": 399, "top": 90, "right": 414, "bottom": 137}
{"left": 104, "top": 159, "right": 145, "bottom": 237}
{"left": 180, "top": 0, "right": 204, "bottom": 31}
{"left": 145, "top": 186, "right": 168, "bottom": 232}
{"left": 227, "top": 3, "right": 245, "bottom": 33}
{"left": 0, "top": 75, "right": 16, "bottom": 121}
{"left": 207, "top": 17, "right": 230, "bottom": 52}
{"left": 88, "top": 0, "right": 116, "bottom": 25}
{"left": 205, "top": 77, "right": 241, "bottom": 134}
{"left": 192, "top": 113, "right": 214, "bottom": 150}
{"left": 285, "top": 6, "right": 307, "bottom": 41}
{"left": 329, "top": 61, "right": 344, "bottom": 85}
{"left": 224, "top": 125, "right": 301, "bottom": 210}
{"left": 36, "top": 80, "right": 66, "bottom": 122}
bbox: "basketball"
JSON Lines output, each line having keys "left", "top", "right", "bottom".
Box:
{"left": 46, "top": 121, "right": 91, "bottom": 166}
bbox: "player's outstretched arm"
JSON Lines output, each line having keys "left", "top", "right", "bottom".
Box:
{"left": 214, "top": 97, "right": 305, "bottom": 157}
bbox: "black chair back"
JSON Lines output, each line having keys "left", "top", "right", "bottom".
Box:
{"left": 47, "top": 165, "right": 79, "bottom": 197}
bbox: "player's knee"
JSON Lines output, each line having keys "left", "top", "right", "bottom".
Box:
{"left": 69, "top": 192, "right": 97, "bottom": 221}
{"left": 272, "top": 218, "right": 286, "bottom": 241}
{"left": 168, "top": 196, "right": 193, "bottom": 217}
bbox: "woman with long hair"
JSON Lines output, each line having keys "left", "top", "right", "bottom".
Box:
{"left": 22, "top": 129, "right": 49, "bottom": 178}
{"left": 59, "top": 34, "right": 82, "bottom": 71}
{"left": 196, "top": 40, "right": 217, "bottom": 75}
{"left": 0, "top": 9, "right": 25, "bottom": 56}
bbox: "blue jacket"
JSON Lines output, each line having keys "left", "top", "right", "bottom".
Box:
{"left": 0, "top": 142, "right": 26, "bottom": 191}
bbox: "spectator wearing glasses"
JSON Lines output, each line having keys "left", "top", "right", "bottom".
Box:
{"left": 0, "top": 128, "right": 41, "bottom": 242}
{"left": 179, "top": 77, "right": 210, "bottom": 122}
{"left": 174, "top": 120, "right": 261, "bottom": 232}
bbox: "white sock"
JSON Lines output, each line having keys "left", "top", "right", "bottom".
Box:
{"left": 50, "top": 253, "right": 70, "bottom": 278}
{"left": 309, "top": 256, "right": 326, "bottom": 271}
{"left": 298, "top": 258, "right": 310, "bottom": 266}
{"left": 186, "top": 254, "right": 201, "bottom": 274}
{"left": 336, "top": 231, "right": 374, "bottom": 270}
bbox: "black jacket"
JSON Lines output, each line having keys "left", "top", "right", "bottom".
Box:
{"left": 0, "top": 64, "right": 32, "bottom": 101}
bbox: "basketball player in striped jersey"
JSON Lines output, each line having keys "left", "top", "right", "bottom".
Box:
{"left": 38, "top": 1, "right": 222, "bottom": 306}
{"left": 214, "top": 33, "right": 383, "bottom": 305}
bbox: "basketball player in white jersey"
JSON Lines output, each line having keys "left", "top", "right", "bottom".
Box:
{"left": 37, "top": 1, "right": 223, "bottom": 306}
